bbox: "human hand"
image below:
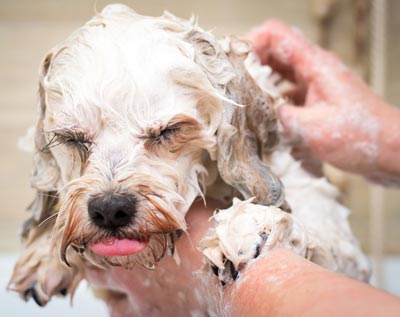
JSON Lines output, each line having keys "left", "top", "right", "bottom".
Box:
{"left": 247, "top": 20, "right": 400, "bottom": 185}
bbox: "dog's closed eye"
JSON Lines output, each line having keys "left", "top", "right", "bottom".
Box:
{"left": 147, "top": 126, "right": 180, "bottom": 144}
{"left": 42, "top": 129, "right": 92, "bottom": 161}
{"left": 141, "top": 114, "right": 202, "bottom": 152}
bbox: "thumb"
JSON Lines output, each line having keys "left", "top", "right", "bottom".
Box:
{"left": 277, "top": 104, "right": 310, "bottom": 144}
{"left": 278, "top": 103, "right": 333, "bottom": 146}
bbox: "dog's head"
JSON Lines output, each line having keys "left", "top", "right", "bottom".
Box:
{"left": 24, "top": 4, "right": 282, "bottom": 269}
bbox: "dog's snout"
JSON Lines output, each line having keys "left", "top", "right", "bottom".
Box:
{"left": 88, "top": 195, "right": 136, "bottom": 229}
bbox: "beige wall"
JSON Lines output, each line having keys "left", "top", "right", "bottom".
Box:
{"left": 0, "top": 0, "right": 399, "bottom": 253}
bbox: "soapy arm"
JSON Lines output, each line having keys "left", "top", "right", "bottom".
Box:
{"left": 248, "top": 19, "right": 400, "bottom": 186}
{"left": 189, "top": 203, "right": 400, "bottom": 317}
{"left": 224, "top": 248, "right": 400, "bottom": 317}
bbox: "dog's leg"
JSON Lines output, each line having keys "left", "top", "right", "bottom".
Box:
{"left": 199, "top": 198, "right": 344, "bottom": 286}
{"left": 8, "top": 225, "right": 83, "bottom": 306}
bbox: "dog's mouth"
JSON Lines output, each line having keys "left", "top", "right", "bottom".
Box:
{"left": 91, "top": 238, "right": 149, "bottom": 257}
{"left": 65, "top": 229, "right": 184, "bottom": 270}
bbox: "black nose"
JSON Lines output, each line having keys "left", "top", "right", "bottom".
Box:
{"left": 88, "top": 194, "right": 137, "bottom": 229}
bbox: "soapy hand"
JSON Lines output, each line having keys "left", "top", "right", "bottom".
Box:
{"left": 247, "top": 20, "right": 400, "bottom": 185}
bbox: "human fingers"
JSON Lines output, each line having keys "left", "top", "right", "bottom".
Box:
{"left": 277, "top": 103, "right": 334, "bottom": 148}
{"left": 247, "top": 19, "right": 345, "bottom": 85}
{"left": 277, "top": 103, "right": 308, "bottom": 144}
{"left": 277, "top": 103, "right": 379, "bottom": 175}
{"left": 282, "top": 85, "right": 307, "bottom": 105}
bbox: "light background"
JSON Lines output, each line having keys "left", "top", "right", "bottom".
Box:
{"left": 0, "top": 0, "right": 399, "bottom": 315}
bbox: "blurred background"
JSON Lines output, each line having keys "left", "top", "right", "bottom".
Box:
{"left": 0, "top": 0, "right": 399, "bottom": 315}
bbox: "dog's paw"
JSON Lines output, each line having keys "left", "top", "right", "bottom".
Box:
{"left": 7, "top": 237, "right": 83, "bottom": 306}
{"left": 199, "top": 198, "right": 309, "bottom": 285}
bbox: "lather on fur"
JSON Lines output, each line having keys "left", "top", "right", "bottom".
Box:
{"left": 8, "top": 4, "right": 370, "bottom": 316}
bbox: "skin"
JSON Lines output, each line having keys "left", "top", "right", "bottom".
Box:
{"left": 247, "top": 19, "right": 400, "bottom": 186}
{"left": 225, "top": 248, "right": 400, "bottom": 317}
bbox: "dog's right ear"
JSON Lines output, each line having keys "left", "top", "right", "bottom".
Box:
{"left": 216, "top": 37, "right": 286, "bottom": 207}
{"left": 184, "top": 30, "right": 285, "bottom": 207}
{"left": 20, "top": 51, "right": 61, "bottom": 242}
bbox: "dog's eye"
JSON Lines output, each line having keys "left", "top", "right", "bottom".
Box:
{"left": 59, "top": 133, "right": 92, "bottom": 151}
{"left": 142, "top": 115, "right": 202, "bottom": 151}
{"left": 141, "top": 125, "right": 180, "bottom": 150}
{"left": 42, "top": 130, "right": 92, "bottom": 155}
{"left": 151, "top": 127, "right": 179, "bottom": 143}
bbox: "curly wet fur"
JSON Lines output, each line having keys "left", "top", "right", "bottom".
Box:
{"left": 9, "top": 4, "right": 369, "bottom": 312}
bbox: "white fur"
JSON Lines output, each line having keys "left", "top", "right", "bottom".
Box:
{"left": 9, "top": 4, "right": 370, "bottom": 315}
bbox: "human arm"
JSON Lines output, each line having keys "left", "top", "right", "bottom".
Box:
{"left": 248, "top": 20, "right": 400, "bottom": 186}
{"left": 224, "top": 248, "right": 400, "bottom": 317}
{"left": 188, "top": 202, "right": 400, "bottom": 317}
{"left": 158, "top": 202, "right": 379, "bottom": 317}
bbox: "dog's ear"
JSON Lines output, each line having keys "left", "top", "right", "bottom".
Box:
{"left": 21, "top": 51, "right": 61, "bottom": 243}
{"left": 185, "top": 31, "right": 285, "bottom": 207}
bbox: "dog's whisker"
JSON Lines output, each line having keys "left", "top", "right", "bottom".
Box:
{"left": 37, "top": 212, "right": 59, "bottom": 228}
{"left": 41, "top": 193, "right": 59, "bottom": 199}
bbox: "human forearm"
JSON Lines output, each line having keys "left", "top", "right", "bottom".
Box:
{"left": 224, "top": 248, "right": 400, "bottom": 317}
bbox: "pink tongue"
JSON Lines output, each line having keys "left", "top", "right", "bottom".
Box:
{"left": 91, "top": 238, "right": 148, "bottom": 256}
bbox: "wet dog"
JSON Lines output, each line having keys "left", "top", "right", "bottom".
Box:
{"left": 8, "top": 5, "right": 369, "bottom": 316}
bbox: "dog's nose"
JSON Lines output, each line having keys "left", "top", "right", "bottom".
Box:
{"left": 88, "top": 195, "right": 136, "bottom": 229}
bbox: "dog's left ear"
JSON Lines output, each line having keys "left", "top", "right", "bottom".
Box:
{"left": 185, "top": 31, "right": 285, "bottom": 207}
{"left": 20, "top": 50, "right": 61, "bottom": 242}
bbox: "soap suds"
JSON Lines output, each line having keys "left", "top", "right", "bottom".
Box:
{"left": 244, "top": 53, "right": 281, "bottom": 98}
{"left": 200, "top": 198, "right": 287, "bottom": 271}
{"left": 299, "top": 103, "right": 381, "bottom": 164}
{"left": 353, "top": 141, "right": 379, "bottom": 162}
{"left": 199, "top": 197, "right": 315, "bottom": 285}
